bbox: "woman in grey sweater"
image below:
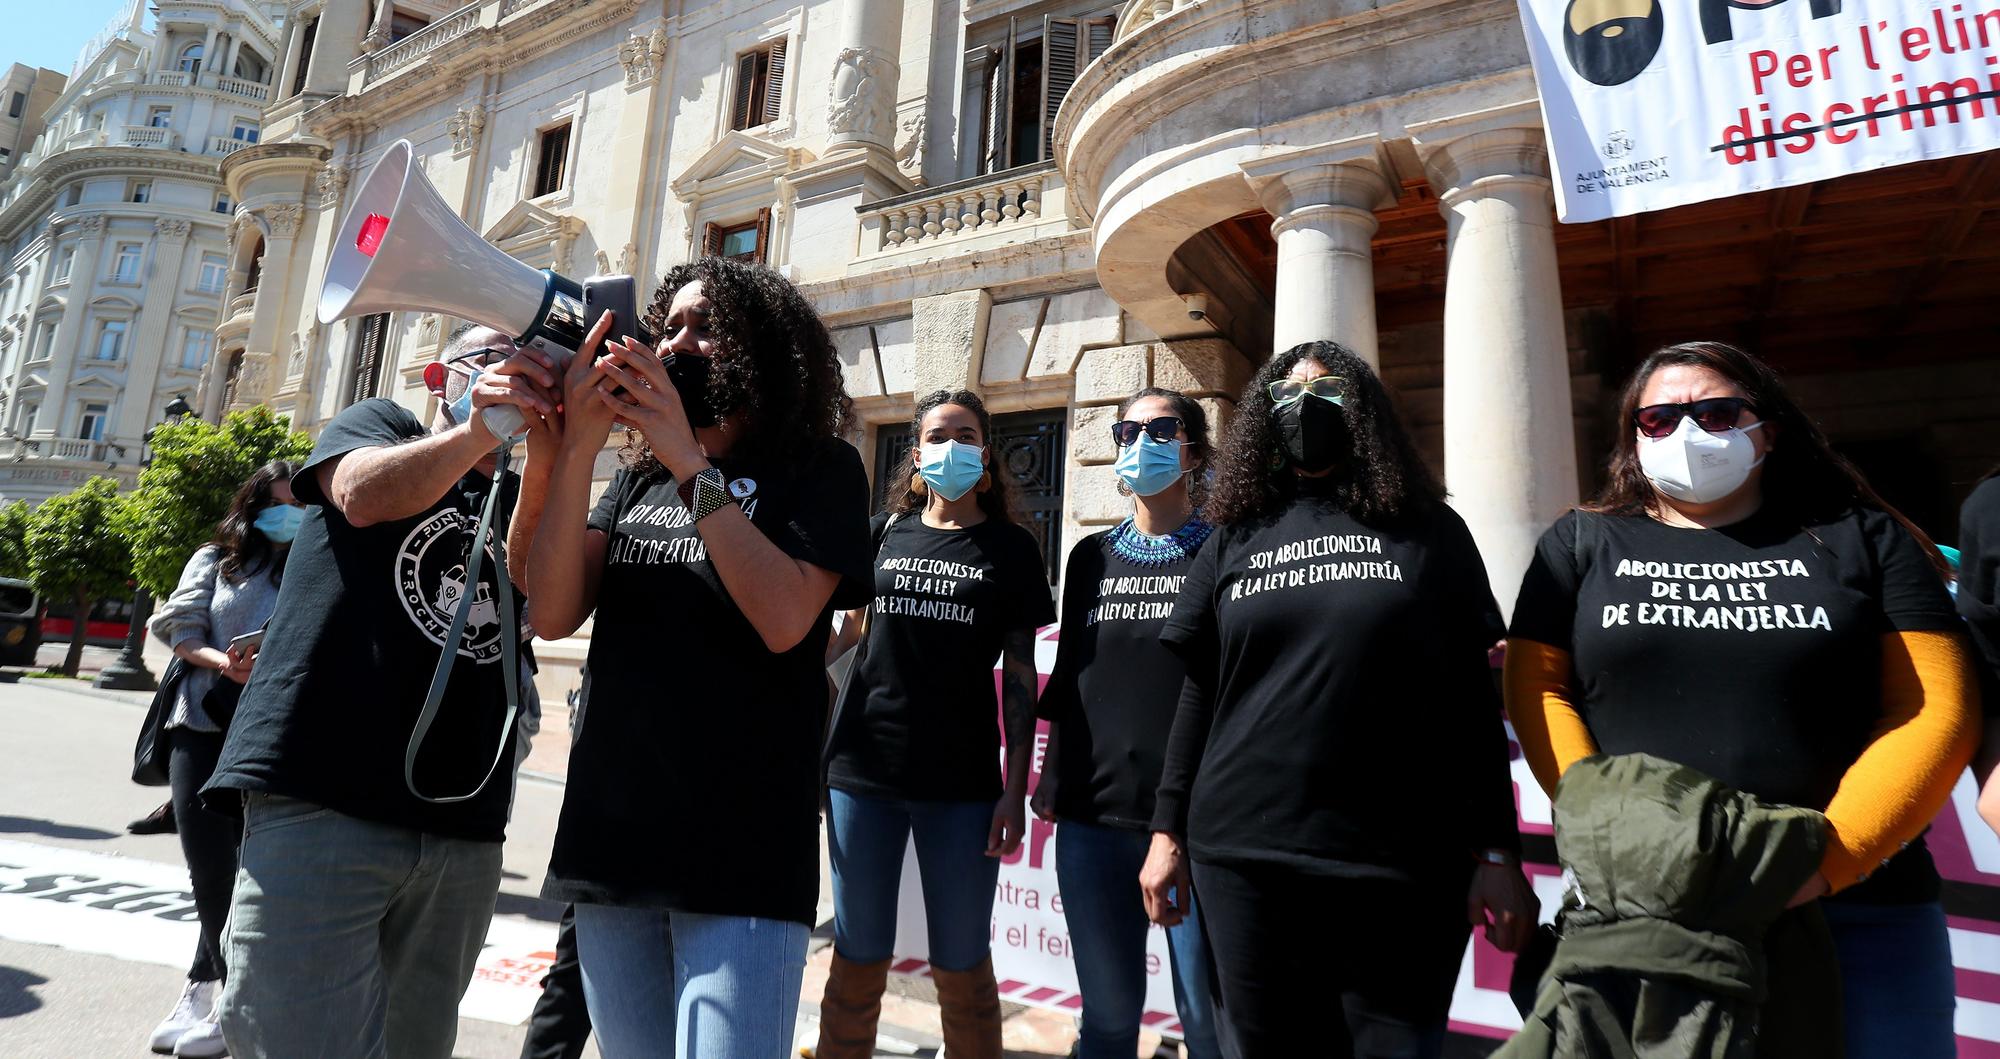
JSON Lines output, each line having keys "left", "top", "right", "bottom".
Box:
{"left": 146, "top": 460, "right": 300, "bottom": 1059}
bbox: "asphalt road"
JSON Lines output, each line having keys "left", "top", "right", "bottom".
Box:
{"left": 0, "top": 673, "right": 592, "bottom": 1059}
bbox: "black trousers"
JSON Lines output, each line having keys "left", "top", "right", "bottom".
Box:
{"left": 519, "top": 904, "right": 592, "bottom": 1059}
{"left": 1191, "top": 860, "right": 1472, "bottom": 1059}
{"left": 168, "top": 726, "right": 239, "bottom": 983}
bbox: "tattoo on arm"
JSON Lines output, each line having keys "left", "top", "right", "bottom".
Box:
{"left": 1001, "top": 629, "right": 1037, "bottom": 752}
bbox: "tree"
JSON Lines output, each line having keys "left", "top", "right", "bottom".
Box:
{"left": 25, "top": 477, "right": 133, "bottom": 676}
{"left": 0, "top": 500, "right": 29, "bottom": 581}
{"left": 117, "top": 406, "right": 314, "bottom": 597}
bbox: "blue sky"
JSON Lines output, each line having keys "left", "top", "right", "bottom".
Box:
{"left": 10, "top": 2, "right": 142, "bottom": 78}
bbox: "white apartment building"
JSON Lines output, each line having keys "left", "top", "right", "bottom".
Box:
{"left": 0, "top": 65, "right": 69, "bottom": 183}
{"left": 0, "top": 0, "right": 283, "bottom": 504}
{"left": 208, "top": 0, "right": 1998, "bottom": 709}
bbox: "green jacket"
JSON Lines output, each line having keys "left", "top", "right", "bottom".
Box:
{"left": 1498, "top": 754, "right": 1842, "bottom": 1059}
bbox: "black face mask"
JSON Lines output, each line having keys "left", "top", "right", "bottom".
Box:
{"left": 664, "top": 353, "right": 720, "bottom": 428}
{"left": 1275, "top": 396, "right": 1347, "bottom": 474}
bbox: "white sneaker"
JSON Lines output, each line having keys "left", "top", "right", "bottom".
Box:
{"left": 174, "top": 1014, "right": 229, "bottom": 1058}
{"left": 149, "top": 980, "right": 215, "bottom": 1054}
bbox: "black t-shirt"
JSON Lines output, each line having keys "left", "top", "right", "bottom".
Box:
{"left": 1151, "top": 490, "right": 1519, "bottom": 878}
{"left": 1959, "top": 477, "right": 2000, "bottom": 718}
{"left": 825, "top": 513, "right": 1055, "bottom": 802}
{"left": 541, "top": 437, "right": 873, "bottom": 926}
{"left": 205, "top": 399, "right": 516, "bottom": 842}
{"left": 1510, "top": 506, "right": 1962, "bottom": 902}
{"left": 1036, "top": 525, "right": 1207, "bottom": 830}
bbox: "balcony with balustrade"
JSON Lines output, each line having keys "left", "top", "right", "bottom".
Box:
{"left": 208, "top": 136, "right": 251, "bottom": 157}
{"left": 120, "top": 125, "right": 183, "bottom": 150}
{"left": 856, "top": 163, "right": 1071, "bottom": 264}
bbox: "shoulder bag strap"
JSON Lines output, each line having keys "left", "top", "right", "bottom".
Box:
{"left": 406, "top": 447, "right": 521, "bottom": 804}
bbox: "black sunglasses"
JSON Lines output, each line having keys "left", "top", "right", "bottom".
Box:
{"left": 1634, "top": 397, "right": 1756, "bottom": 439}
{"left": 1111, "top": 416, "right": 1183, "bottom": 447}
{"left": 446, "top": 347, "right": 508, "bottom": 369}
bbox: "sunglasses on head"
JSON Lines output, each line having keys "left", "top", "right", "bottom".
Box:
{"left": 1270, "top": 376, "right": 1345, "bottom": 406}
{"left": 1111, "top": 416, "right": 1182, "bottom": 447}
{"left": 1634, "top": 397, "right": 1756, "bottom": 439}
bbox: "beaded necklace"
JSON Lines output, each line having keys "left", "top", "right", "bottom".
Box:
{"left": 1107, "top": 513, "right": 1213, "bottom": 568}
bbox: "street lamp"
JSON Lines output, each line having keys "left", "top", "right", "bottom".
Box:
{"left": 94, "top": 394, "right": 193, "bottom": 691}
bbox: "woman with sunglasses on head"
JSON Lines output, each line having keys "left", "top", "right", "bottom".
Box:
{"left": 1029, "top": 388, "right": 1223, "bottom": 1059}
{"left": 146, "top": 459, "right": 302, "bottom": 1059}
{"left": 1138, "top": 341, "right": 1534, "bottom": 1059}
{"left": 522, "top": 258, "right": 875, "bottom": 1059}
{"left": 813, "top": 389, "right": 1054, "bottom": 1059}
{"left": 1506, "top": 341, "right": 1978, "bottom": 1059}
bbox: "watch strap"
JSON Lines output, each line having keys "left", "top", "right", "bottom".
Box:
{"left": 680, "top": 467, "right": 733, "bottom": 522}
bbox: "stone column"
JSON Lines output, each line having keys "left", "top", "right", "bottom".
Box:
{"left": 224, "top": 33, "right": 244, "bottom": 81}
{"left": 115, "top": 218, "right": 193, "bottom": 441}
{"left": 33, "top": 217, "right": 108, "bottom": 437}
{"left": 1413, "top": 107, "right": 1577, "bottom": 617}
{"left": 824, "top": 0, "right": 906, "bottom": 156}
{"left": 240, "top": 205, "right": 302, "bottom": 407}
{"left": 305, "top": 1, "right": 367, "bottom": 94}
{"left": 1242, "top": 140, "right": 1395, "bottom": 367}
{"left": 200, "top": 26, "right": 221, "bottom": 83}
{"left": 278, "top": 16, "right": 307, "bottom": 97}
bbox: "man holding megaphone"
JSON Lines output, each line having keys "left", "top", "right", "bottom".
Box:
{"left": 199, "top": 308, "right": 567, "bottom": 1059}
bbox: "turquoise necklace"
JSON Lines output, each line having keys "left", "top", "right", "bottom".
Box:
{"left": 1108, "top": 513, "right": 1212, "bottom": 568}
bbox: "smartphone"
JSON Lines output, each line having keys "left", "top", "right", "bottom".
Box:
{"left": 228, "top": 629, "right": 265, "bottom": 656}
{"left": 581, "top": 275, "right": 656, "bottom": 351}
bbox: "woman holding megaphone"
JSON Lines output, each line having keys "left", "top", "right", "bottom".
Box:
{"left": 522, "top": 257, "right": 874, "bottom": 1059}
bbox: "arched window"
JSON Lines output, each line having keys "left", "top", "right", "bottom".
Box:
{"left": 178, "top": 43, "right": 204, "bottom": 75}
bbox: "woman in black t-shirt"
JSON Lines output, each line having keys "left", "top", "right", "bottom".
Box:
{"left": 522, "top": 259, "right": 873, "bottom": 1059}
{"left": 1507, "top": 341, "right": 1977, "bottom": 1059}
{"left": 1030, "top": 387, "right": 1222, "bottom": 1059}
{"left": 815, "top": 389, "right": 1054, "bottom": 1059}
{"left": 1137, "top": 341, "right": 1535, "bottom": 1059}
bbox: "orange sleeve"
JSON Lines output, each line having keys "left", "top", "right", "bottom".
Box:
{"left": 1820, "top": 631, "right": 1984, "bottom": 892}
{"left": 1503, "top": 639, "right": 1599, "bottom": 797}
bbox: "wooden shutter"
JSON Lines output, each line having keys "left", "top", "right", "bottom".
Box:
{"left": 346, "top": 313, "right": 388, "bottom": 406}
{"left": 1040, "top": 17, "right": 1081, "bottom": 164}
{"left": 1085, "top": 16, "right": 1115, "bottom": 64}
{"left": 761, "top": 40, "right": 786, "bottom": 125}
{"left": 753, "top": 207, "right": 772, "bottom": 264}
{"left": 982, "top": 21, "right": 1017, "bottom": 174}
{"left": 732, "top": 51, "right": 757, "bottom": 130}
{"left": 702, "top": 221, "right": 723, "bottom": 258}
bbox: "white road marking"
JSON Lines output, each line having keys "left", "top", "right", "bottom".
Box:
{"left": 0, "top": 838, "right": 554, "bottom": 1025}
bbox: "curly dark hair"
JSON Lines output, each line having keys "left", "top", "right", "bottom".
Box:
{"left": 888, "top": 389, "right": 1020, "bottom": 524}
{"left": 620, "top": 257, "right": 852, "bottom": 472}
{"left": 1204, "top": 341, "right": 1443, "bottom": 526}
{"left": 211, "top": 459, "right": 299, "bottom": 585}
{"left": 1590, "top": 340, "right": 1949, "bottom": 578}
{"left": 1114, "top": 387, "right": 1212, "bottom": 511}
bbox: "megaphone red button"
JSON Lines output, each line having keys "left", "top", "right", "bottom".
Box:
{"left": 357, "top": 213, "right": 390, "bottom": 257}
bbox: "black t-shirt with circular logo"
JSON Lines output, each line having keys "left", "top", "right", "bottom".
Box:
{"left": 1151, "top": 492, "right": 1520, "bottom": 878}
{"left": 825, "top": 513, "right": 1056, "bottom": 803}
{"left": 1037, "top": 528, "right": 1207, "bottom": 831}
{"left": 1509, "top": 505, "right": 1962, "bottom": 902}
{"left": 541, "top": 437, "right": 874, "bottom": 926}
{"left": 205, "top": 399, "right": 516, "bottom": 842}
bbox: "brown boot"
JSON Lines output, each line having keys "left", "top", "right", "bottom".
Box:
{"left": 809, "top": 952, "right": 890, "bottom": 1059}
{"left": 931, "top": 955, "right": 1003, "bottom": 1059}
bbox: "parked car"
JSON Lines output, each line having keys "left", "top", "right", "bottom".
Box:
{"left": 0, "top": 577, "right": 42, "bottom": 666}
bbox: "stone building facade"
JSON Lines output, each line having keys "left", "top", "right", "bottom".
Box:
{"left": 206, "top": 0, "right": 2000, "bottom": 701}
{"left": 0, "top": 65, "right": 69, "bottom": 183}
{"left": 0, "top": 0, "right": 281, "bottom": 504}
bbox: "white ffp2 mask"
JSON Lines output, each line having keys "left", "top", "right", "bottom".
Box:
{"left": 1637, "top": 415, "right": 1764, "bottom": 505}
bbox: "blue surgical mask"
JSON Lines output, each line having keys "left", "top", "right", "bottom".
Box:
{"left": 446, "top": 366, "right": 480, "bottom": 426}
{"left": 254, "top": 504, "right": 305, "bottom": 544}
{"left": 1114, "top": 433, "right": 1184, "bottom": 497}
{"left": 918, "top": 440, "right": 986, "bottom": 502}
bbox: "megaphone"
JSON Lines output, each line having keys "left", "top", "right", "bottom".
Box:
{"left": 319, "top": 139, "right": 653, "bottom": 438}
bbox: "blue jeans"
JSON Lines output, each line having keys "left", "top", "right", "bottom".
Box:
{"left": 571, "top": 903, "right": 808, "bottom": 1059}
{"left": 1822, "top": 899, "right": 1956, "bottom": 1059}
{"left": 826, "top": 789, "right": 999, "bottom": 970}
{"left": 218, "top": 794, "right": 503, "bottom": 1059}
{"left": 1056, "top": 820, "right": 1223, "bottom": 1059}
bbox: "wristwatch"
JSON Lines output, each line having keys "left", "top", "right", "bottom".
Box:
{"left": 676, "top": 467, "right": 734, "bottom": 523}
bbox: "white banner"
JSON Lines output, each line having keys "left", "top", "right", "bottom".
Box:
{"left": 1516, "top": 0, "right": 2000, "bottom": 221}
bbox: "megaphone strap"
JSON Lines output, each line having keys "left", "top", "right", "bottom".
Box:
{"left": 405, "top": 447, "right": 521, "bottom": 805}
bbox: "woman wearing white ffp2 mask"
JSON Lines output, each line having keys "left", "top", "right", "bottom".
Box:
{"left": 1504, "top": 340, "right": 1975, "bottom": 1059}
